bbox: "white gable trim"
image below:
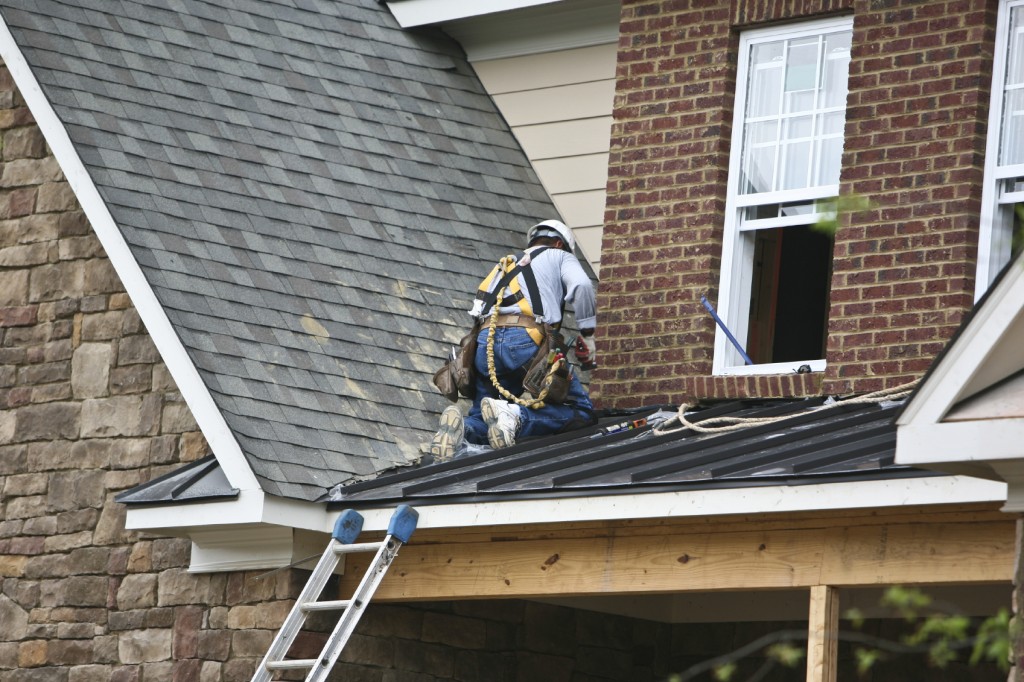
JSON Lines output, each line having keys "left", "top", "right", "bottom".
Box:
{"left": 896, "top": 255, "right": 1024, "bottom": 427}
{"left": 0, "top": 19, "right": 261, "bottom": 495}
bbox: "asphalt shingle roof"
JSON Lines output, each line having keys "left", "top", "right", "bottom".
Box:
{"left": 3, "top": 0, "right": 569, "bottom": 500}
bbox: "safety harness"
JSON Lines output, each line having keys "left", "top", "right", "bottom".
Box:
{"left": 473, "top": 247, "right": 567, "bottom": 410}
{"left": 473, "top": 247, "right": 548, "bottom": 344}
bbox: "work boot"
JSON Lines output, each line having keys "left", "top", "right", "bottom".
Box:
{"left": 429, "top": 405, "right": 464, "bottom": 462}
{"left": 481, "top": 397, "right": 521, "bottom": 449}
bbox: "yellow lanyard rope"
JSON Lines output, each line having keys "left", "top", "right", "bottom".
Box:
{"left": 484, "top": 256, "right": 565, "bottom": 410}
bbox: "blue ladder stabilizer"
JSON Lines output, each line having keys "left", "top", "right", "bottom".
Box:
{"left": 701, "top": 294, "right": 754, "bottom": 366}
{"left": 387, "top": 504, "right": 419, "bottom": 543}
{"left": 332, "top": 509, "right": 364, "bottom": 544}
{"left": 332, "top": 506, "right": 419, "bottom": 544}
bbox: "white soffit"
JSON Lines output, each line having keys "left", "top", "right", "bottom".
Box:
{"left": 387, "top": 0, "right": 562, "bottom": 26}
{"left": 0, "top": 19, "right": 261, "bottom": 496}
{"left": 408, "top": 0, "right": 622, "bottom": 61}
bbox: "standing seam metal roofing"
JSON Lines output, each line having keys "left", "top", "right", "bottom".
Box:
{"left": 327, "top": 398, "right": 926, "bottom": 506}
{"left": 2, "top": 0, "right": 577, "bottom": 500}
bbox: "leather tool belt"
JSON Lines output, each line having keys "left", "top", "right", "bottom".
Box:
{"left": 493, "top": 313, "right": 540, "bottom": 329}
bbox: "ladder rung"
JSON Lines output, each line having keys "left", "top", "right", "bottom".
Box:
{"left": 265, "top": 659, "right": 315, "bottom": 671}
{"left": 332, "top": 541, "right": 382, "bottom": 555}
{"left": 300, "top": 599, "right": 352, "bottom": 612}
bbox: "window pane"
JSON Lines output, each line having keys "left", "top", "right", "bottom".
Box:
{"left": 1001, "top": 7, "right": 1024, "bottom": 165}
{"left": 821, "top": 33, "right": 852, "bottom": 108}
{"left": 822, "top": 111, "right": 845, "bottom": 135}
{"left": 749, "top": 44, "right": 783, "bottom": 118}
{"left": 781, "top": 140, "right": 811, "bottom": 189}
{"left": 785, "top": 38, "right": 819, "bottom": 98}
{"left": 739, "top": 27, "right": 851, "bottom": 196}
{"left": 816, "top": 136, "right": 844, "bottom": 186}
{"left": 1002, "top": 89, "right": 1024, "bottom": 166}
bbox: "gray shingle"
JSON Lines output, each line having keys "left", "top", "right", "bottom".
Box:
{"left": 1, "top": 0, "right": 588, "bottom": 502}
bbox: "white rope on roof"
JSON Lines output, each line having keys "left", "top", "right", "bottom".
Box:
{"left": 652, "top": 378, "right": 921, "bottom": 437}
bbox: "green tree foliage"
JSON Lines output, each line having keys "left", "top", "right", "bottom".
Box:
{"left": 668, "top": 586, "right": 1010, "bottom": 681}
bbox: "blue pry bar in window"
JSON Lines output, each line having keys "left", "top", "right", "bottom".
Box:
{"left": 701, "top": 295, "right": 754, "bottom": 365}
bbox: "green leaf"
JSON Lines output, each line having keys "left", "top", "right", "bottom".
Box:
{"left": 712, "top": 662, "right": 737, "bottom": 681}
{"left": 766, "top": 642, "right": 805, "bottom": 668}
{"left": 854, "top": 647, "right": 882, "bottom": 675}
{"left": 844, "top": 607, "right": 865, "bottom": 629}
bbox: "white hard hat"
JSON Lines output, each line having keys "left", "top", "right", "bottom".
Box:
{"left": 527, "top": 219, "right": 575, "bottom": 253}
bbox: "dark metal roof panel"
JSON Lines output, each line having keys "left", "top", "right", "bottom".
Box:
{"left": 327, "top": 398, "right": 928, "bottom": 507}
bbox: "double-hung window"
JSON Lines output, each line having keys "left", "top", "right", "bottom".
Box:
{"left": 978, "top": 0, "right": 1024, "bottom": 297}
{"left": 714, "top": 17, "right": 853, "bottom": 375}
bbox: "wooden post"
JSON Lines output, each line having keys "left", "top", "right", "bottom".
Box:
{"left": 807, "top": 585, "right": 838, "bottom": 682}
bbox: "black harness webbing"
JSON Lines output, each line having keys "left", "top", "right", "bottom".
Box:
{"left": 476, "top": 247, "right": 548, "bottom": 319}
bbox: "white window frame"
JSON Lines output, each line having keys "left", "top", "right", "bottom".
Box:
{"left": 714, "top": 16, "right": 853, "bottom": 376}
{"left": 977, "top": 0, "right": 1024, "bottom": 298}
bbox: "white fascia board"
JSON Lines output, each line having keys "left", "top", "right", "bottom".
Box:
{"left": 150, "top": 476, "right": 1006, "bottom": 572}
{"left": 896, "top": 421, "right": 1024, "bottom": 471}
{"left": 342, "top": 476, "right": 1007, "bottom": 533}
{"left": 123, "top": 489, "right": 330, "bottom": 535}
{"left": 0, "top": 19, "right": 259, "bottom": 493}
{"left": 387, "top": 0, "right": 560, "bottom": 27}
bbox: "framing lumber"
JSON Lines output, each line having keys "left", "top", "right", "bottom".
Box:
{"left": 340, "top": 516, "right": 1014, "bottom": 601}
{"left": 807, "top": 585, "right": 839, "bottom": 682}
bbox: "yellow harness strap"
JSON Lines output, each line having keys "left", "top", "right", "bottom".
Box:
{"left": 477, "top": 255, "right": 544, "bottom": 344}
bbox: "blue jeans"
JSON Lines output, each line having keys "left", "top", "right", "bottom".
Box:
{"left": 464, "top": 326, "right": 595, "bottom": 445}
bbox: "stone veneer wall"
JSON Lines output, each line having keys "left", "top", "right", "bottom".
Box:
{"left": 593, "top": 0, "right": 993, "bottom": 408}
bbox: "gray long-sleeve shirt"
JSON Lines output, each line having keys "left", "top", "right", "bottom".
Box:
{"left": 472, "top": 246, "right": 597, "bottom": 329}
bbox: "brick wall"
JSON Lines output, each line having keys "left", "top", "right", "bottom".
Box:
{"left": 594, "top": 0, "right": 994, "bottom": 409}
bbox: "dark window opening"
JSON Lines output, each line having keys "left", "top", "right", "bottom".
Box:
{"left": 746, "top": 225, "right": 833, "bottom": 364}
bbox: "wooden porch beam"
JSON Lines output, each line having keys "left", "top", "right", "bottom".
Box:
{"left": 342, "top": 519, "right": 1013, "bottom": 601}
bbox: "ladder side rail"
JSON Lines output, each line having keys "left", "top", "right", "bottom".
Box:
{"left": 305, "top": 534, "right": 407, "bottom": 682}
{"left": 250, "top": 538, "right": 346, "bottom": 682}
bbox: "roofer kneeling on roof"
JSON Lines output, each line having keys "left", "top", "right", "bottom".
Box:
{"left": 430, "top": 219, "right": 598, "bottom": 459}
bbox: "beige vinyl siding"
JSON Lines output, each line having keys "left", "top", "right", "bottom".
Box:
{"left": 472, "top": 43, "right": 616, "bottom": 271}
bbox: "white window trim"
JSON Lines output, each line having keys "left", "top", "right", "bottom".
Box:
{"left": 977, "top": 0, "right": 1024, "bottom": 299}
{"left": 714, "top": 16, "right": 853, "bottom": 377}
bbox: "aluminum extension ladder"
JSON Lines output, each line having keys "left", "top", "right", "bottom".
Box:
{"left": 251, "top": 505, "right": 419, "bottom": 682}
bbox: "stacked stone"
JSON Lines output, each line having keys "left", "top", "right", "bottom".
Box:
{"left": 0, "top": 60, "right": 239, "bottom": 681}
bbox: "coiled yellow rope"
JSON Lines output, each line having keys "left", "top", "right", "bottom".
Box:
{"left": 652, "top": 378, "right": 921, "bottom": 436}
{"left": 485, "top": 256, "right": 564, "bottom": 410}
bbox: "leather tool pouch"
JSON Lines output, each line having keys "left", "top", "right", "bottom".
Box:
{"left": 433, "top": 321, "right": 480, "bottom": 402}
{"left": 522, "top": 325, "right": 570, "bottom": 404}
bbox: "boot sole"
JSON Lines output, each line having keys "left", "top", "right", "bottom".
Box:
{"left": 482, "top": 398, "right": 516, "bottom": 449}
{"left": 429, "top": 406, "right": 463, "bottom": 461}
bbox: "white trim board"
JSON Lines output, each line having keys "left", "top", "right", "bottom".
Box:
{"left": 0, "top": 18, "right": 261, "bottom": 495}
{"left": 896, "top": 253, "right": 1024, "bottom": 428}
{"left": 343, "top": 475, "right": 1006, "bottom": 533}
{"left": 130, "top": 475, "right": 1007, "bottom": 572}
